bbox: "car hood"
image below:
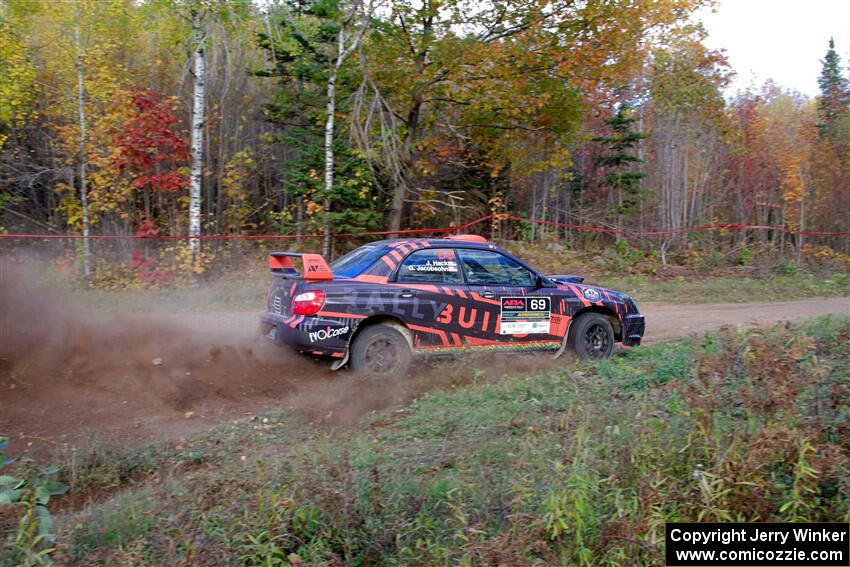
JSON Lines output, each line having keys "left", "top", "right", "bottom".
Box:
{"left": 548, "top": 277, "right": 636, "bottom": 304}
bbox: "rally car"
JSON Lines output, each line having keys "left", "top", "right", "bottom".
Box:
{"left": 260, "top": 235, "right": 645, "bottom": 377}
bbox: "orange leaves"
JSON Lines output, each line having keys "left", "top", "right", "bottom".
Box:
{"left": 723, "top": 82, "right": 847, "bottom": 233}
{"left": 780, "top": 156, "right": 805, "bottom": 205}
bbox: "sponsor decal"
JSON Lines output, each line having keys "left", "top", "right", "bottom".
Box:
{"left": 582, "top": 287, "right": 601, "bottom": 301}
{"left": 308, "top": 325, "right": 350, "bottom": 343}
{"left": 407, "top": 259, "right": 458, "bottom": 273}
{"left": 499, "top": 296, "right": 551, "bottom": 335}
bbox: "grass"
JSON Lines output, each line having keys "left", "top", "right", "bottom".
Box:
{"left": 595, "top": 272, "right": 850, "bottom": 304}
{"left": 3, "top": 315, "right": 847, "bottom": 566}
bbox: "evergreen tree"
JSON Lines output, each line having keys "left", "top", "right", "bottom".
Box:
{"left": 816, "top": 38, "right": 850, "bottom": 147}
{"left": 255, "top": 0, "right": 381, "bottom": 245}
{"left": 593, "top": 102, "right": 648, "bottom": 217}
{"left": 256, "top": 0, "right": 334, "bottom": 217}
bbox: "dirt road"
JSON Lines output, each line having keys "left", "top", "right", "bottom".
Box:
{"left": 642, "top": 296, "right": 849, "bottom": 343}
{"left": 1, "top": 283, "right": 847, "bottom": 455}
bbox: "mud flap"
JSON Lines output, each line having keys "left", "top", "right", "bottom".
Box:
{"left": 552, "top": 321, "right": 572, "bottom": 360}
{"left": 330, "top": 349, "right": 349, "bottom": 371}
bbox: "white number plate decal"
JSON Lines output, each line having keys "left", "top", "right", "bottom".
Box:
{"left": 499, "top": 296, "right": 551, "bottom": 335}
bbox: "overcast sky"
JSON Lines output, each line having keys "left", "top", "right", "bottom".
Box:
{"left": 695, "top": 0, "right": 850, "bottom": 97}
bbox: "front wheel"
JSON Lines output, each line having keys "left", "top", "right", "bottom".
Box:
{"left": 569, "top": 313, "right": 615, "bottom": 360}
{"left": 349, "top": 324, "right": 412, "bottom": 379}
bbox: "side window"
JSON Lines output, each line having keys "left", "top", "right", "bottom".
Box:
{"left": 457, "top": 249, "right": 536, "bottom": 286}
{"left": 396, "top": 249, "right": 463, "bottom": 284}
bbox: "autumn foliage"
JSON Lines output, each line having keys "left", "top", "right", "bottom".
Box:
{"left": 114, "top": 90, "right": 189, "bottom": 193}
{"left": 0, "top": 0, "right": 847, "bottom": 281}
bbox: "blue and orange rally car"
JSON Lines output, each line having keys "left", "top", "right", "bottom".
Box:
{"left": 260, "top": 235, "right": 645, "bottom": 377}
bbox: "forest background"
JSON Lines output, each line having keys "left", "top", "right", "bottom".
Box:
{"left": 0, "top": 0, "right": 848, "bottom": 284}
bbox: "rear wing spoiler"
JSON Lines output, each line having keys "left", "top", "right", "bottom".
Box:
{"left": 268, "top": 252, "right": 333, "bottom": 281}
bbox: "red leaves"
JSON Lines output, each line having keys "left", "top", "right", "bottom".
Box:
{"left": 133, "top": 219, "right": 160, "bottom": 237}
{"left": 131, "top": 250, "right": 173, "bottom": 285}
{"left": 132, "top": 222, "right": 172, "bottom": 284}
{"left": 133, "top": 171, "right": 186, "bottom": 191}
{"left": 114, "top": 89, "right": 189, "bottom": 192}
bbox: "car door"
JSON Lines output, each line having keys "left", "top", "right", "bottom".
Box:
{"left": 393, "top": 247, "right": 469, "bottom": 349}
{"left": 455, "top": 248, "right": 554, "bottom": 344}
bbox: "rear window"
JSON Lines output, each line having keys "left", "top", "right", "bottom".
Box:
{"left": 330, "top": 245, "right": 387, "bottom": 277}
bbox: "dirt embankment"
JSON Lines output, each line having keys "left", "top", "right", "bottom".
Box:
{"left": 1, "top": 256, "right": 847, "bottom": 455}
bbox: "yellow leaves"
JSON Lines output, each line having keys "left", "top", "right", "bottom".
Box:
{"left": 780, "top": 156, "right": 804, "bottom": 204}
{"left": 55, "top": 183, "right": 84, "bottom": 229}
{"left": 305, "top": 200, "right": 324, "bottom": 217}
{"left": 221, "top": 150, "right": 257, "bottom": 233}
{"left": 0, "top": 21, "right": 37, "bottom": 144}
{"left": 18, "top": 0, "right": 143, "bottom": 136}
{"left": 163, "top": 242, "right": 213, "bottom": 278}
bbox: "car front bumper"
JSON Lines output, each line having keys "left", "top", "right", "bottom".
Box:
{"left": 621, "top": 313, "right": 645, "bottom": 346}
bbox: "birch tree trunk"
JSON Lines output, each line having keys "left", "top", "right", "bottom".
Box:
{"left": 75, "top": 10, "right": 91, "bottom": 279}
{"left": 322, "top": 0, "right": 370, "bottom": 257}
{"left": 189, "top": 7, "right": 206, "bottom": 267}
{"left": 322, "top": 45, "right": 341, "bottom": 258}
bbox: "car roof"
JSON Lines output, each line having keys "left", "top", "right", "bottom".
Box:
{"left": 367, "top": 237, "right": 493, "bottom": 249}
{"left": 346, "top": 236, "right": 542, "bottom": 278}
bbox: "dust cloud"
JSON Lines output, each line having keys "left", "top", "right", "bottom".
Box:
{"left": 0, "top": 254, "right": 568, "bottom": 454}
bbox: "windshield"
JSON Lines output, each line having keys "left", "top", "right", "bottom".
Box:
{"left": 329, "top": 245, "right": 388, "bottom": 277}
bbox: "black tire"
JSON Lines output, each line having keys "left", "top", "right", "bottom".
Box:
{"left": 568, "top": 313, "right": 615, "bottom": 360}
{"left": 349, "top": 324, "right": 412, "bottom": 379}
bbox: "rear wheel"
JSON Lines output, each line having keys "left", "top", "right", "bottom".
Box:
{"left": 349, "top": 324, "right": 412, "bottom": 379}
{"left": 569, "top": 313, "right": 615, "bottom": 360}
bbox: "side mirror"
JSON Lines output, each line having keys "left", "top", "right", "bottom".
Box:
{"left": 535, "top": 275, "right": 545, "bottom": 289}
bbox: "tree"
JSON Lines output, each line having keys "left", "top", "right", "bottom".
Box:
{"left": 113, "top": 89, "right": 190, "bottom": 224}
{"left": 593, "top": 102, "right": 647, "bottom": 223}
{"left": 0, "top": 10, "right": 36, "bottom": 152}
{"left": 356, "top": 0, "right": 575, "bottom": 231}
{"left": 74, "top": 4, "right": 93, "bottom": 278}
{"left": 816, "top": 38, "right": 850, "bottom": 145}
{"left": 44, "top": 0, "right": 137, "bottom": 277}
{"left": 3, "top": 0, "right": 847, "bottom": 270}
{"left": 188, "top": 3, "right": 206, "bottom": 268}
{"left": 645, "top": 32, "right": 731, "bottom": 262}
{"left": 257, "top": 0, "right": 340, "bottom": 244}
{"left": 812, "top": 38, "right": 850, "bottom": 237}
{"left": 321, "top": 0, "right": 373, "bottom": 256}
{"left": 257, "top": 0, "right": 382, "bottom": 251}
{"left": 353, "top": 0, "right": 708, "bottom": 231}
